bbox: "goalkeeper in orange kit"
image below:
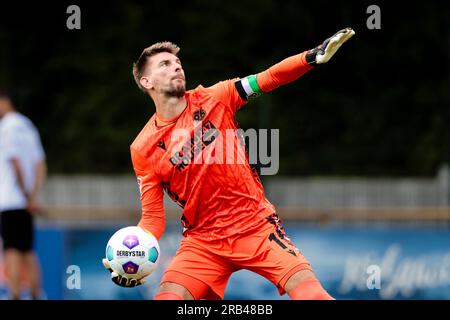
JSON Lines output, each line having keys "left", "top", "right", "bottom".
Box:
{"left": 103, "top": 28, "right": 355, "bottom": 299}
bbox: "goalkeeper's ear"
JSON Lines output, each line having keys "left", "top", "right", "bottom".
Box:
{"left": 306, "top": 27, "right": 355, "bottom": 65}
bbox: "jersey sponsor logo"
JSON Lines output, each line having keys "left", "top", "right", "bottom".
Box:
{"left": 169, "top": 120, "right": 220, "bottom": 172}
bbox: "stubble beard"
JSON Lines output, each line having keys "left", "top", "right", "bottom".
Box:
{"left": 165, "top": 82, "right": 186, "bottom": 98}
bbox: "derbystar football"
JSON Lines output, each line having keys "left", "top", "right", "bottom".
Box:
{"left": 105, "top": 226, "right": 160, "bottom": 280}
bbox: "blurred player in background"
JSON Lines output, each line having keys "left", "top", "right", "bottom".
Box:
{"left": 103, "top": 28, "right": 354, "bottom": 299}
{"left": 0, "top": 90, "right": 47, "bottom": 299}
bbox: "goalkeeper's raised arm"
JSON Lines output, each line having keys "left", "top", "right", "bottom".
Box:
{"left": 235, "top": 28, "right": 355, "bottom": 101}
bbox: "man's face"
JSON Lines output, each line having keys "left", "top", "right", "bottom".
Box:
{"left": 142, "top": 52, "right": 186, "bottom": 98}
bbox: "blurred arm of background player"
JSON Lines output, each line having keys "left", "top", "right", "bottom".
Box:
{"left": 11, "top": 159, "right": 47, "bottom": 214}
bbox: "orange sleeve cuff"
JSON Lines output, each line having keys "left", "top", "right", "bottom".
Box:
{"left": 256, "top": 51, "right": 313, "bottom": 93}
{"left": 138, "top": 209, "right": 165, "bottom": 241}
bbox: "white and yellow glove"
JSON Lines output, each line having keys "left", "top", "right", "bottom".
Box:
{"left": 306, "top": 27, "right": 355, "bottom": 65}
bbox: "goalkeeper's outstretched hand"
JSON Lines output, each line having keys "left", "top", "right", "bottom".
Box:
{"left": 102, "top": 258, "right": 147, "bottom": 287}
{"left": 306, "top": 27, "right": 355, "bottom": 65}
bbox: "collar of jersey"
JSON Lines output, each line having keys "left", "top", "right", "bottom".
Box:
{"left": 155, "top": 102, "right": 188, "bottom": 128}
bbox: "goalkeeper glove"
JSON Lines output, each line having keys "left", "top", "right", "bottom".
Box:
{"left": 102, "top": 258, "right": 147, "bottom": 288}
{"left": 306, "top": 27, "right": 355, "bottom": 65}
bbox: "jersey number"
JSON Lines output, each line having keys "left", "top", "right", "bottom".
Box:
{"left": 268, "top": 232, "right": 287, "bottom": 249}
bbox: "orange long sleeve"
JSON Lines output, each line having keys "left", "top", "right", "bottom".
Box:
{"left": 257, "top": 51, "right": 313, "bottom": 93}
{"left": 138, "top": 210, "right": 165, "bottom": 241}
{"left": 131, "top": 144, "right": 166, "bottom": 241}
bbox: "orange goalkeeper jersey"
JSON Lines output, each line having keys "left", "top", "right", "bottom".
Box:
{"left": 131, "top": 51, "right": 313, "bottom": 241}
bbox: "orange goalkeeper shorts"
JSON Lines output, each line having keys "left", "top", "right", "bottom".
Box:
{"left": 160, "top": 220, "right": 313, "bottom": 300}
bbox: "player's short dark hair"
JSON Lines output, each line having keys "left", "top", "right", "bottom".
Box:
{"left": 132, "top": 41, "right": 180, "bottom": 93}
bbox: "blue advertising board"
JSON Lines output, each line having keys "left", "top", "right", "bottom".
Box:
{"left": 2, "top": 221, "right": 450, "bottom": 300}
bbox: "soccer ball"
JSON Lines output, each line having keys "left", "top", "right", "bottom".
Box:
{"left": 105, "top": 226, "right": 160, "bottom": 280}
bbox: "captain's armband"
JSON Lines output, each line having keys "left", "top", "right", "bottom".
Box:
{"left": 234, "top": 75, "right": 264, "bottom": 101}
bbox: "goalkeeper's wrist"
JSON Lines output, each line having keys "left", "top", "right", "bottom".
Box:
{"left": 305, "top": 48, "right": 319, "bottom": 66}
